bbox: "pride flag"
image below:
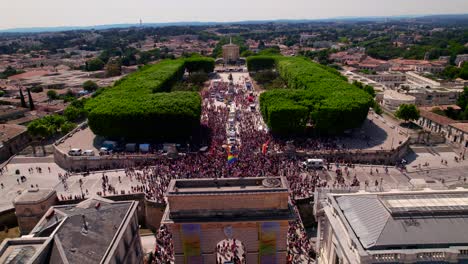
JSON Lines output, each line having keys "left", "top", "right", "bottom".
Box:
{"left": 227, "top": 146, "right": 238, "bottom": 164}
{"left": 227, "top": 153, "right": 238, "bottom": 164}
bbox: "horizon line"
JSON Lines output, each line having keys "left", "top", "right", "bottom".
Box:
{"left": 1, "top": 13, "right": 468, "bottom": 33}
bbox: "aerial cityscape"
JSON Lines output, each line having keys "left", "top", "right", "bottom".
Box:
{"left": 1, "top": 1, "right": 468, "bottom": 264}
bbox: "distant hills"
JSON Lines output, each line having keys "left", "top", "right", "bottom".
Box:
{"left": 1, "top": 14, "right": 468, "bottom": 34}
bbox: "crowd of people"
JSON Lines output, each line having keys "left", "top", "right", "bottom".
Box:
{"left": 216, "top": 239, "right": 245, "bottom": 264}
{"left": 56, "top": 76, "right": 366, "bottom": 263}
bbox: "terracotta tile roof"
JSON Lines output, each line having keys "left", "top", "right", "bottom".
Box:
{"left": 450, "top": 123, "right": 468, "bottom": 133}
{"left": 420, "top": 105, "right": 462, "bottom": 111}
{"left": 419, "top": 110, "right": 456, "bottom": 126}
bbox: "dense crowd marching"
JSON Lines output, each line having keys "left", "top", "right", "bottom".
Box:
{"left": 140, "top": 77, "right": 318, "bottom": 263}
{"left": 50, "top": 76, "right": 360, "bottom": 263}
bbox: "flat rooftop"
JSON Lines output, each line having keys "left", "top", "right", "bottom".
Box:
{"left": 0, "top": 124, "right": 26, "bottom": 143}
{"left": 167, "top": 177, "right": 288, "bottom": 195}
{"left": 0, "top": 238, "right": 49, "bottom": 264}
{"left": 332, "top": 191, "right": 468, "bottom": 250}
{"left": 14, "top": 188, "right": 56, "bottom": 205}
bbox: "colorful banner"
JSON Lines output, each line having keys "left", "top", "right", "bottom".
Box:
{"left": 181, "top": 224, "right": 203, "bottom": 264}
{"left": 259, "top": 222, "right": 279, "bottom": 264}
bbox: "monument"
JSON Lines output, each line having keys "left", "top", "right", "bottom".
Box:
{"left": 162, "top": 177, "right": 293, "bottom": 264}
{"left": 222, "top": 38, "right": 240, "bottom": 64}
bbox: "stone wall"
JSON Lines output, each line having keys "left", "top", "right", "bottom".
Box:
{"left": 14, "top": 192, "right": 58, "bottom": 235}
{"left": 169, "top": 192, "right": 289, "bottom": 213}
{"left": 283, "top": 138, "right": 410, "bottom": 165}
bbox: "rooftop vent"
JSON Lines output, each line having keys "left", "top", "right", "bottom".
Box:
{"left": 262, "top": 178, "right": 281, "bottom": 188}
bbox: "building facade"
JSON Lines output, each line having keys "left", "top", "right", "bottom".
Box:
{"left": 222, "top": 41, "right": 240, "bottom": 64}
{"left": 13, "top": 189, "right": 58, "bottom": 235}
{"left": 4, "top": 196, "right": 143, "bottom": 263}
{"left": 382, "top": 90, "right": 416, "bottom": 112}
{"left": 162, "top": 177, "right": 293, "bottom": 264}
{"left": 316, "top": 190, "right": 468, "bottom": 264}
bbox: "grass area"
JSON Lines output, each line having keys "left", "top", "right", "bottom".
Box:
{"left": 0, "top": 227, "right": 20, "bottom": 243}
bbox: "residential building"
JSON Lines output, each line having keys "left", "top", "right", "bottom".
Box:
{"left": 382, "top": 90, "right": 416, "bottom": 112}
{"left": 455, "top": 54, "right": 468, "bottom": 67}
{"left": 316, "top": 190, "right": 468, "bottom": 264}
{"left": 447, "top": 123, "right": 468, "bottom": 149}
{"left": 406, "top": 71, "right": 441, "bottom": 87}
{"left": 364, "top": 72, "right": 407, "bottom": 89}
{"left": 404, "top": 85, "right": 461, "bottom": 106}
{"left": 389, "top": 59, "right": 446, "bottom": 73}
{"left": 417, "top": 109, "right": 455, "bottom": 135}
{"left": 3, "top": 196, "right": 143, "bottom": 263}
{"left": 0, "top": 124, "right": 31, "bottom": 161}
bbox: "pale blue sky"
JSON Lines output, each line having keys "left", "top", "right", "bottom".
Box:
{"left": 1, "top": 0, "right": 468, "bottom": 29}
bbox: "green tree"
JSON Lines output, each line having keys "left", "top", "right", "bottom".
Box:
{"left": 395, "top": 104, "right": 420, "bottom": 123}
{"left": 64, "top": 105, "right": 86, "bottom": 121}
{"left": 86, "top": 58, "right": 105, "bottom": 71}
{"left": 60, "top": 122, "right": 76, "bottom": 134}
{"left": 106, "top": 60, "right": 121, "bottom": 77}
{"left": 82, "top": 80, "right": 99, "bottom": 92}
{"left": 0, "top": 66, "right": 22, "bottom": 79}
{"left": 440, "top": 66, "right": 461, "bottom": 80}
{"left": 363, "top": 85, "right": 376, "bottom": 98}
{"left": 241, "top": 50, "right": 254, "bottom": 57}
{"left": 188, "top": 72, "right": 209, "bottom": 85}
{"left": 47, "top": 90, "right": 58, "bottom": 100}
{"left": 27, "top": 88, "right": 35, "bottom": 110}
{"left": 459, "top": 63, "right": 468, "bottom": 80}
{"left": 457, "top": 87, "right": 468, "bottom": 110}
{"left": 19, "top": 89, "right": 27, "bottom": 108}
{"left": 31, "top": 86, "right": 43, "bottom": 93}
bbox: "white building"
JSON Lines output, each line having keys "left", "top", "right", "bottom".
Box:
{"left": 316, "top": 190, "right": 468, "bottom": 264}
{"left": 382, "top": 90, "right": 416, "bottom": 112}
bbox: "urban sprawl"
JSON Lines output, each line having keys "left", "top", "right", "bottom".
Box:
{"left": 1, "top": 16, "right": 468, "bottom": 264}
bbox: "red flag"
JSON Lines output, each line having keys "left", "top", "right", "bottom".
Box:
{"left": 262, "top": 139, "right": 271, "bottom": 155}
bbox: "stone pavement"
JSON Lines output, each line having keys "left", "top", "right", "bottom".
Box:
{"left": 0, "top": 158, "right": 65, "bottom": 211}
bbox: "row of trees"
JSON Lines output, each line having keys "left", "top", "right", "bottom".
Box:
{"left": 27, "top": 114, "right": 76, "bottom": 140}
{"left": 0, "top": 66, "right": 24, "bottom": 79}
{"left": 252, "top": 56, "right": 372, "bottom": 135}
{"left": 85, "top": 57, "right": 213, "bottom": 140}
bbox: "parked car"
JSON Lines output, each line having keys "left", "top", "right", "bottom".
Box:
{"left": 82, "top": 150, "right": 95, "bottom": 156}
{"left": 302, "top": 158, "right": 324, "bottom": 169}
{"left": 68, "top": 148, "right": 82, "bottom": 156}
{"left": 99, "top": 147, "right": 111, "bottom": 155}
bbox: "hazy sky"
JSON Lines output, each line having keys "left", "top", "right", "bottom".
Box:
{"left": 1, "top": 0, "right": 468, "bottom": 29}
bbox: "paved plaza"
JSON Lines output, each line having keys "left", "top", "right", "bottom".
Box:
{"left": 0, "top": 158, "right": 65, "bottom": 211}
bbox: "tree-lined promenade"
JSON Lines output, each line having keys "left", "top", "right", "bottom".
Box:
{"left": 84, "top": 57, "right": 214, "bottom": 141}
{"left": 248, "top": 56, "right": 372, "bottom": 135}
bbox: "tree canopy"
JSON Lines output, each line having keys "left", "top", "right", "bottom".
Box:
{"left": 395, "top": 104, "right": 420, "bottom": 122}
{"left": 27, "top": 114, "right": 76, "bottom": 138}
{"left": 83, "top": 80, "right": 99, "bottom": 92}
{"left": 86, "top": 58, "right": 105, "bottom": 71}
{"left": 85, "top": 58, "right": 213, "bottom": 140}
{"left": 254, "top": 56, "right": 372, "bottom": 135}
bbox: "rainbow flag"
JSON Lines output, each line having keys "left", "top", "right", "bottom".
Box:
{"left": 227, "top": 153, "right": 238, "bottom": 164}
